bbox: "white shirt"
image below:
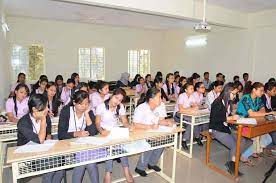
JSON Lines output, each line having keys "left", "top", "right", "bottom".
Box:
{"left": 96, "top": 103, "right": 126, "bottom": 131}
{"left": 264, "top": 93, "right": 272, "bottom": 110}
{"left": 133, "top": 102, "right": 167, "bottom": 125}
{"left": 206, "top": 90, "right": 220, "bottom": 110}
{"left": 30, "top": 114, "right": 41, "bottom": 134}
{"left": 90, "top": 92, "right": 110, "bottom": 114}
{"left": 67, "top": 107, "right": 86, "bottom": 132}
{"left": 174, "top": 93, "right": 196, "bottom": 115}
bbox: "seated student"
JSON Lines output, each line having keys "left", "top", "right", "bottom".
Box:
{"left": 31, "top": 77, "right": 48, "bottom": 96}
{"left": 233, "top": 75, "right": 240, "bottom": 82}
{"left": 136, "top": 77, "right": 148, "bottom": 96}
{"left": 162, "top": 73, "right": 177, "bottom": 101}
{"left": 90, "top": 81, "right": 110, "bottom": 114}
{"left": 208, "top": 73, "right": 224, "bottom": 91}
{"left": 116, "top": 72, "right": 131, "bottom": 88}
{"left": 32, "top": 75, "right": 48, "bottom": 92}
{"left": 243, "top": 81, "right": 252, "bottom": 94}
{"left": 233, "top": 81, "right": 243, "bottom": 105}
{"left": 58, "top": 91, "right": 99, "bottom": 183}
{"left": 202, "top": 72, "right": 212, "bottom": 91}
{"left": 6, "top": 84, "right": 30, "bottom": 122}
{"left": 95, "top": 88, "right": 134, "bottom": 183}
{"left": 209, "top": 83, "right": 252, "bottom": 175}
{"left": 60, "top": 78, "right": 75, "bottom": 106}
{"left": 75, "top": 82, "right": 89, "bottom": 92}
{"left": 176, "top": 76, "right": 187, "bottom": 95}
{"left": 241, "top": 73, "right": 250, "bottom": 87}
{"left": 145, "top": 74, "right": 154, "bottom": 89}
{"left": 46, "top": 82, "right": 61, "bottom": 117}
{"left": 88, "top": 81, "right": 97, "bottom": 95}
{"left": 55, "top": 75, "right": 65, "bottom": 100}
{"left": 10, "top": 73, "right": 31, "bottom": 97}
{"left": 130, "top": 74, "right": 141, "bottom": 88}
{"left": 154, "top": 78, "right": 169, "bottom": 102}
{"left": 261, "top": 81, "right": 276, "bottom": 146}
{"left": 206, "top": 80, "right": 224, "bottom": 110}
{"left": 173, "top": 83, "right": 202, "bottom": 150}
{"left": 193, "top": 82, "right": 206, "bottom": 106}
{"left": 237, "top": 82, "right": 274, "bottom": 162}
{"left": 71, "top": 72, "right": 80, "bottom": 89}
{"left": 133, "top": 88, "right": 174, "bottom": 177}
{"left": 17, "top": 94, "right": 64, "bottom": 183}
{"left": 188, "top": 73, "right": 201, "bottom": 86}
{"left": 174, "top": 75, "right": 180, "bottom": 87}
{"left": 174, "top": 71, "right": 180, "bottom": 78}
{"left": 154, "top": 71, "right": 163, "bottom": 81}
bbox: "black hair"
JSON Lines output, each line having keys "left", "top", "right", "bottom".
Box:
{"left": 213, "top": 80, "right": 224, "bottom": 88}
{"left": 155, "top": 71, "right": 163, "bottom": 80}
{"left": 138, "top": 76, "right": 144, "bottom": 83}
{"left": 39, "top": 78, "right": 48, "bottom": 85}
{"left": 216, "top": 73, "right": 223, "bottom": 78}
{"left": 243, "top": 73, "right": 249, "bottom": 78}
{"left": 174, "top": 71, "right": 179, "bottom": 76}
{"left": 179, "top": 82, "right": 193, "bottom": 95}
{"left": 71, "top": 73, "right": 79, "bottom": 80}
{"left": 216, "top": 82, "right": 235, "bottom": 114}
{"left": 71, "top": 90, "right": 89, "bottom": 106}
{"left": 178, "top": 76, "right": 187, "bottom": 87}
{"left": 46, "top": 81, "right": 56, "bottom": 89}
{"left": 233, "top": 75, "right": 240, "bottom": 81}
{"left": 46, "top": 81, "right": 58, "bottom": 110}
{"left": 264, "top": 81, "right": 276, "bottom": 93}
{"left": 251, "top": 82, "right": 264, "bottom": 93}
{"left": 174, "top": 75, "right": 180, "bottom": 81}
{"left": 17, "top": 73, "right": 26, "bottom": 83}
{"left": 194, "top": 82, "right": 204, "bottom": 91}
{"left": 243, "top": 81, "right": 253, "bottom": 94}
{"left": 204, "top": 72, "right": 209, "bottom": 76}
{"left": 55, "top": 75, "right": 63, "bottom": 83}
{"left": 133, "top": 74, "right": 141, "bottom": 82}
{"left": 28, "top": 94, "right": 48, "bottom": 114}
{"left": 165, "top": 73, "right": 175, "bottom": 95}
{"left": 233, "top": 81, "right": 243, "bottom": 91}
{"left": 76, "top": 82, "right": 88, "bottom": 91}
{"left": 66, "top": 78, "right": 75, "bottom": 84}
{"left": 32, "top": 75, "right": 48, "bottom": 91}
{"left": 145, "top": 74, "right": 151, "bottom": 79}
{"left": 96, "top": 80, "right": 109, "bottom": 92}
{"left": 268, "top": 78, "right": 276, "bottom": 83}
{"left": 188, "top": 73, "right": 200, "bottom": 84}
{"left": 88, "top": 81, "right": 97, "bottom": 90}
{"left": 154, "top": 77, "right": 163, "bottom": 85}
{"left": 104, "top": 88, "right": 126, "bottom": 115}
{"left": 137, "top": 87, "right": 161, "bottom": 106}
{"left": 13, "top": 83, "right": 30, "bottom": 117}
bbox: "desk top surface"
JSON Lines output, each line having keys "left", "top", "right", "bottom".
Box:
{"left": 180, "top": 109, "right": 210, "bottom": 116}
{"left": 227, "top": 116, "right": 276, "bottom": 127}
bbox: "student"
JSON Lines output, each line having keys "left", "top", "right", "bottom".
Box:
{"left": 261, "top": 81, "right": 276, "bottom": 112}
{"left": 46, "top": 82, "right": 61, "bottom": 117}
{"left": 88, "top": 81, "right": 97, "bottom": 95}
{"left": 32, "top": 75, "right": 48, "bottom": 92}
{"left": 233, "top": 75, "right": 240, "bottom": 82}
{"left": 60, "top": 78, "right": 75, "bottom": 106}
{"left": 75, "top": 82, "right": 89, "bottom": 92}
{"left": 174, "top": 71, "right": 180, "bottom": 78}
{"left": 145, "top": 74, "right": 154, "bottom": 89}
{"left": 130, "top": 74, "right": 141, "bottom": 88}
{"left": 208, "top": 73, "right": 224, "bottom": 91}
{"left": 233, "top": 81, "right": 243, "bottom": 105}
{"left": 133, "top": 88, "right": 174, "bottom": 177}
{"left": 162, "top": 73, "right": 177, "bottom": 101}
{"left": 176, "top": 76, "right": 187, "bottom": 95}
{"left": 90, "top": 81, "right": 110, "bottom": 114}
{"left": 6, "top": 84, "right": 30, "bottom": 122}
{"left": 55, "top": 75, "right": 65, "bottom": 100}
{"left": 116, "top": 72, "right": 131, "bottom": 88}
{"left": 209, "top": 83, "right": 252, "bottom": 175}
{"left": 10, "top": 73, "right": 31, "bottom": 96}
{"left": 155, "top": 71, "right": 163, "bottom": 80}
{"left": 174, "top": 75, "right": 180, "bottom": 86}
{"left": 237, "top": 82, "right": 274, "bottom": 161}
{"left": 188, "top": 73, "right": 200, "bottom": 86}
{"left": 58, "top": 91, "right": 99, "bottom": 183}
{"left": 136, "top": 77, "right": 148, "bottom": 96}
{"left": 203, "top": 72, "right": 212, "bottom": 90}
{"left": 17, "top": 94, "right": 65, "bottom": 183}
{"left": 71, "top": 73, "right": 80, "bottom": 88}
{"left": 192, "top": 82, "right": 206, "bottom": 106}
{"left": 154, "top": 78, "right": 169, "bottom": 102}
{"left": 173, "top": 83, "right": 201, "bottom": 150}
{"left": 243, "top": 81, "right": 252, "bottom": 94}
{"left": 206, "top": 80, "right": 224, "bottom": 110}
{"left": 241, "top": 73, "right": 249, "bottom": 87}
{"left": 95, "top": 88, "right": 134, "bottom": 183}
{"left": 31, "top": 77, "right": 48, "bottom": 96}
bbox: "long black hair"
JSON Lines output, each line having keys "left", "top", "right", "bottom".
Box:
{"left": 137, "top": 87, "right": 161, "bottom": 106}
{"left": 165, "top": 73, "right": 175, "bottom": 95}
{"left": 13, "top": 83, "right": 30, "bottom": 117}
{"left": 46, "top": 81, "right": 60, "bottom": 116}
{"left": 178, "top": 76, "right": 187, "bottom": 88}
{"left": 216, "top": 82, "right": 235, "bottom": 113}
{"left": 104, "top": 88, "right": 126, "bottom": 116}
{"left": 188, "top": 73, "right": 200, "bottom": 84}
{"left": 179, "top": 82, "right": 193, "bottom": 95}
{"left": 70, "top": 90, "right": 89, "bottom": 106}
{"left": 16, "top": 73, "right": 26, "bottom": 83}
{"left": 28, "top": 94, "right": 48, "bottom": 114}
{"left": 96, "top": 80, "right": 109, "bottom": 93}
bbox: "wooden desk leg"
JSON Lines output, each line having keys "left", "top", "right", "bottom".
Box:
{"left": 234, "top": 125, "right": 243, "bottom": 178}
{"left": 206, "top": 135, "right": 211, "bottom": 165}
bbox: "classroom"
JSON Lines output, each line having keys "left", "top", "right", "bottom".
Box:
{"left": 0, "top": 0, "right": 275, "bottom": 183}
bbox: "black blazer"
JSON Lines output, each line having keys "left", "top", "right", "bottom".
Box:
{"left": 161, "top": 88, "right": 169, "bottom": 101}
{"left": 146, "top": 81, "right": 154, "bottom": 89}
{"left": 49, "top": 97, "right": 61, "bottom": 117}
{"left": 261, "top": 94, "right": 273, "bottom": 112}
{"left": 272, "top": 96, "right": 276, "bottom": 111}
{"left": 209, "top": 98, "right": 231, "bottom": 134}
{"left": 58, "top": 105, "right": 98, "bottom": 140}
{"left": 17, "top": 114, "right": 52, "bottom": 146}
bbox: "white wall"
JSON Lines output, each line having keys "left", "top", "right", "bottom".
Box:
{"left": 7, "top": 16, "right": 165, "bottom": 83}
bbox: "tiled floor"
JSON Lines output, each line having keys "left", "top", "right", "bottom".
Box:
{"left": 3, "top": 141, "right": 276, "bottom": 183}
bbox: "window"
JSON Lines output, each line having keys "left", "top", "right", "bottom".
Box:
{"left": 79, "top": 47, "right": 105, "bottom": 80}
{"left": 11, "top": 44, "right": 45, "bottom": 81}
{"left": 128, "top": 49, "right": 150, "bottom": 78}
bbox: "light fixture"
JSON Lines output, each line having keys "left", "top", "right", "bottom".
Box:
{"left": 2, "top": 22, "right": 9, "bottom": 32}
{"left": 185, "top": 35, "right": 207, "bottom": 48}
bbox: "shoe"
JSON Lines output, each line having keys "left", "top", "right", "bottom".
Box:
{"left": 195, "top": 138, "right": 203, "bottom": 146}
{"left": 135, "top": 168, "right": 148, "bottom": 177}
{"left": 115, "top": 158, "right": 121, "bottom": 163}
{"left": 182, "top": 141, "right": 189, "bottom": 150}
{"left": 148, "top": 164, "right": 161, "bottom": 172}
{"left": 225, "top": 161, "right": 243, "bottom": 176}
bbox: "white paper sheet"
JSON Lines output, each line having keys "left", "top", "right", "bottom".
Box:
{"left": 237, "top": 118, "right": 257, "bottom": 125}
{"left": 74, "top": 137, "right": 111, "bottom": 146}
{"left": 107, "top": 127, "right": 129, "bottom": 140}
{"left": 123, "top": 140, "right": 151, "bottom": 153}
{"left": 15, "top": 140, "right": 58, "bottom": 153}
{"left": 147, "top": 125, "right": 176, "bottom": 133}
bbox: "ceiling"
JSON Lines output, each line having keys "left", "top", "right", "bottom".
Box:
{"left": 208, "top": 0, "right": 276, "bottom": 13}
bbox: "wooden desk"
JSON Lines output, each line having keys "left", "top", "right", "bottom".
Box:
{"left": 229, "top": 117, "right": 276, "bottom": 178}
{"left": 178, "top": 110, "right": 210, "bottom": 158}
{"left": 7, "top": 128, "right": 183, "bottom": 183}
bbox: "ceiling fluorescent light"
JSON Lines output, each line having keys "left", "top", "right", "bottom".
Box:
{"left": 185, "top": 35, "right": 207, "bottom": 48}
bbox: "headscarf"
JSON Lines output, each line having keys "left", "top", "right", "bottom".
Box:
{"left": 120, "top": 72, "right": 130, "bottom": 86}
